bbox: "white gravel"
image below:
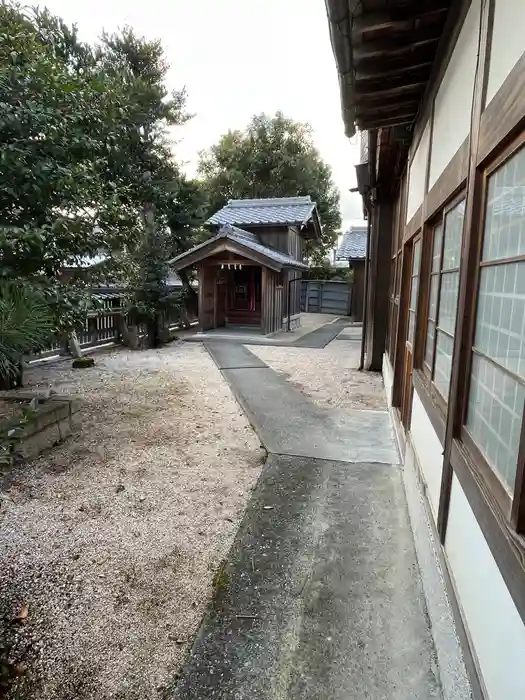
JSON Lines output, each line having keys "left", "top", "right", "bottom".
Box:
{"left": 0, "top": 343, "right": 263, "bottom": 700}
{"left": 251, "top": 338, "right": 386, "bottom": 411}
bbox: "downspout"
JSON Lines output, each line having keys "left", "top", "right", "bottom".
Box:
{"left": 359, "top": 129, "right": 377, "bottom": 371}
{"left": 358, "top": 215, "right": 372, "bottom": 370}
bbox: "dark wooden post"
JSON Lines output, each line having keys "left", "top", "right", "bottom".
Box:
{"left": 58, "top": 333, "right": 70, "bottom": 356}
{"left": 88, "top": 316, "right": 98, "bottom": 347}
{"left": 365, "top": 194, "right": 394, "bottom": 371}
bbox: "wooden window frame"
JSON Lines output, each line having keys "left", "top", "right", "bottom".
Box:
{"left": 457, "top": 133, "right": 525, "bottom": 528}
{"left": 387, "top": 254, "right": 398, "bottom": 363}
{"left": 407, "top": 237, "right": 422, "bottom": 352}
{"left": 389, "top": 172, "right": 409, "bottom": 410}
{"left": 418, "top": 192, "right": 466, "bottom": 414}
{"left": 423, "top": 220, "right": 444, "bottom": 379}
{"left": 423, "top": 222, "right": 443, "bottom": 377}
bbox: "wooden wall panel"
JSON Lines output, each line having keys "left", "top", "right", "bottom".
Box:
{"left": 199, "top": 266, "right": 215, "bottom": 330}
{"left": 262, "top": 267, "right": 283, "bottom": 334}
{"left": 257, "top": 226, "right": 289, "bottom": 253}
{"left": 287, "top": 227, "right": 303, "bottom": 260}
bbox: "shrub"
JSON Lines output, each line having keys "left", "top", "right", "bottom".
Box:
{"left": 0, "top": 282, "right": 54, "bottom": 389}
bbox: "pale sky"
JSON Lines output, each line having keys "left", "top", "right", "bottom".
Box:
{"left": 36, "top": 0, "right": 364, "bottom": 232}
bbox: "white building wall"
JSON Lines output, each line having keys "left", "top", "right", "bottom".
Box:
{"left": 403, "top": 443, "right": 472, "bottom": 700}
{"left": 409, "top": 389, "right": 444, "bottom": 522}
{"left": 486, "top": 0, "right": 525, "bottom": 106}
{"left": 428, "top": 0, "right": 481, "bottom": 189}
{"left": 390, "top": 2, "right": 525, "bottom": 698}
{"left": 445, "top": 475, "right": 525, "bottom": 700}
{"left": 406, "top": 121, "right": 430, "bottom": 222}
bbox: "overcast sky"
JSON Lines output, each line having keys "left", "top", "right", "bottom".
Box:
{"left": 36, "top": 0, "right": 364, "bottom": 232}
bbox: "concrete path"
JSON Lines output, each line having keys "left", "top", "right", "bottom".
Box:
{"left": 183, "top": 317, "right": 356, "bottom": 349}
{"left": 172, "top": 343, "right": 442, "bottom": 700}
{"left": 290, "top": 316, "right": 350, "bottom": 348}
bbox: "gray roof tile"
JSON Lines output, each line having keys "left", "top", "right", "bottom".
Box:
{"left": 207, "top": 196, "right": 317, "bottom": 227}
{"left": 336, "top": 225, "right": 368, "bottom": 260}
{"left": 170, "top": 224, "right": 308, "bottom": 270}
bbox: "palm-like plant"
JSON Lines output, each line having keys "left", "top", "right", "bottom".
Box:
{"left": 0, "top": 282, "right": 54, "bottom": 388}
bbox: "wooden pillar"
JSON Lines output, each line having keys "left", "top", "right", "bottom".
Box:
{"left": 365, "top": 195, "right": 394, "bottom": 371}
{"left": 88, "top": 316, "right": 98, "bottom": 347}
{"left": 261, "top": 267, "right": 268, "bottom": 334}
{"left": 198, "top": 264, "right": 215, "bottom": 330}
{"left": 197, "top": 265, "right": 205, "bottom": 329}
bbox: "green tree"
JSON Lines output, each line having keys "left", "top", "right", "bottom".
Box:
{"left": 166, "top": 177, "right": 208, "bottom": 310}
{"left": 97, "top": 27, "right": 189, "bottom": 209}
{"left": 98, "top": 27, "right": 204, "bottom": 344}
{"left": 0, "top": 3, "right": 141, "bottom": 331}
{"left": 0, "top": 6, "right": 203, "bottom": 355}
{"left": 198, "top": 112, "right": 342, "bottom": 262}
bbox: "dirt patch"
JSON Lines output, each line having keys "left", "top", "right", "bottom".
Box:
{"left": 250, "top": 339, "right": 386, "bottom": 411}
{"left": 0, "top": 343, "right": 263, "bottom": 700}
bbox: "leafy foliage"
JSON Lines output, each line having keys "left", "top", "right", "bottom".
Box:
{"left": 0, "top": 5, "right": 205, "bottom": 354}
{"left": 0, "top": 3, "right": 142, "bottom": 330}
{"left": 0, "top": 281, "right": 54, "bottom": 386}
{"left": 303, "top": 264, "right": 353, "bottom": 282}
{"left": 126, "top": 208, "right": 179, "bottom": 346}
{"left": 97, "top": 29, "right": 204, "bottom": 344}
{"left": 97, "top": 27, "right": 190, "bottom": 213}
{"left": 198, "top": 112, "right": 341, "bottom": 262}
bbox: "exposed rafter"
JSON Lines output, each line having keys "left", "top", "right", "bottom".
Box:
{"left": 351, "top": 5, "right": 448, "bottom": 39}
{"left": 354, "top": 59, "right": 434, "bottom": 81}
{"left": 355, "top": 81, "right": 426, "bottom": 103}
{"left": 355, "top": 65, "right": 430, "bottom": 93}
{"left": 325, "top": 0, "right": 453, "bottom": 136}
{"left": 353, "top": 29, "right": 442, "bottom": 63}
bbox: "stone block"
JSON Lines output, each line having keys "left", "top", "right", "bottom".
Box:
{"left": 2, "top": 395, "right": 76, "bottom": 462}
{"left": 15, "top": 423, "right": 61, "bottom": 460}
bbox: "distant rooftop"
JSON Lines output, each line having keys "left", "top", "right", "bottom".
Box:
{"left": 336, "top": 224, "right": 368, "bottom": 261}
{"left": 207, "top": 196, "right": 319, "bottom": 230}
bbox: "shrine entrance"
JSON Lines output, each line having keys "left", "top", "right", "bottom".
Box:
{"left": 225, "top": 266, "right": 262, "bottom": 326}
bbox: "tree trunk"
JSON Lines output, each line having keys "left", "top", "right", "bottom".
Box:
{"left": 68, "top": 331, "right": 82, "bottom": 358}
{"left": 147, "top": 316, "right": 159, "bottom": 349}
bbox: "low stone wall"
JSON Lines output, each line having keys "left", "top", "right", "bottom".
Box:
{"left": 1, "top": 392, "right": 79, "bottom": 464}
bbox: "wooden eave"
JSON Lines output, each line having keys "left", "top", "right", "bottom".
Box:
{"left": 326, "top": 0, "right": 453, "bottom": 136}
{"left": 173, "top": 239, "right": 289, "bottom": 274}
{"left": 298, "top": 208, "right": 323, "bottom": 240}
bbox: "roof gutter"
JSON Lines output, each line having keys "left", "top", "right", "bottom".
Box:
{"left": 325, "top": 0, "right": 361, "bottom": 138}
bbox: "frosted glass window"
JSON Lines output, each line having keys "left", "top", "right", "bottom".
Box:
{"left": 435, "top": 330, "right": 455, "bottom": 399}
{"left": 408, "top": 239, "right": 421, "bottom": 346}
{"left": 425, "top": 224, "right": 443, "bottom": 370}
{"left": 466, "top": 145, "right": 525, "bottom": 493}
{"left": 425, "top": 202, "right": 465, "bottom": 399}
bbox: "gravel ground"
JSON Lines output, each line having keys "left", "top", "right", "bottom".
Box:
{"left": 251, "top": 338, "right": 386, "bottom": 410}
{"left": 0, "top": 343, "right": 263, "bottom": 700}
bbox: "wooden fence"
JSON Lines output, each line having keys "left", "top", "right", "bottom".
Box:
{"left": 34, "top": 287, "right": 190, "bottom": 360}
{"left": 300, "top": 280, "right": 353, "bottom": 316}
